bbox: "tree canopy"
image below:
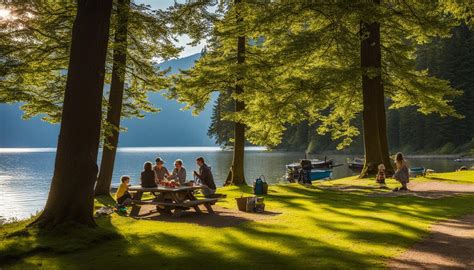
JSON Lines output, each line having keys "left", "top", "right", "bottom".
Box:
{"left": 0, "top": 1, "right": 180, "bottom": 124}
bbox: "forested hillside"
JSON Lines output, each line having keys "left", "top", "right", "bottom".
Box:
{"left": 389, "top": 25, "right": 474, "bottom": 154}
{"left": 208, "top": 25, "right": 474, "bottom": 155}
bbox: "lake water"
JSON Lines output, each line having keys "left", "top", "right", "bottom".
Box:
{"left": 0, "top": 147, "right": 472, "bottom": 221}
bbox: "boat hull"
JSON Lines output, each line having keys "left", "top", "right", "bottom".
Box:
{"left": 310, "top": 170, "right": 332, "bottom": 181}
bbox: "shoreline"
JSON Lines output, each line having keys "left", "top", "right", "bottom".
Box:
{"left": 0, "top": 147, "right": 472, "bottom": 159}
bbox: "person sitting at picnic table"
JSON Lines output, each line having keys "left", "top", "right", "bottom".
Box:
{"left": 193, "top": 157, "right": 217, "bottom": 196}
{"left": 116, "top": 175, "right": 132, "bottom": 206}
{"left": 141, "top": 161, "right": 157, "bottom": 188}
{"left": 393, "top": 152, "right": 409, "bottom": 192}
{"left": 153, "top": 157, "right": 170, "bottom": 183}
{"left": 168, "top": 159, "right": 186, "bottom": 185}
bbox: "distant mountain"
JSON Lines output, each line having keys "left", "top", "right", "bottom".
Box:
{"left": 0, "top": 52, "right": 216, "bottom": 148}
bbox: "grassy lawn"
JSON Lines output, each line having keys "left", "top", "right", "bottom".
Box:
{"left": 1, "top": 171, "right": 474, "bottom": 269}
{"left": 424, "top": 170, "right": 474, "bottom": 184}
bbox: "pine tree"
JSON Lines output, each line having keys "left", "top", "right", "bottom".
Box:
{"left": 208, "top": 92, "right": 234, "bottom": 148}
{"left": 169, "top": 0, "right": 267, "bottom": 185}
{"left": 393, "top": 25, "right": 474, "bottom": 154}
{"left": 1, "top": 1, "right": 178, "bottom": 126}
{"left": 227, "top": 1, "right": 463, "bottom": 176}
{"left": 1, "top": 1, "right": 181, "bottom": 196}
{"left": 95, "top": 0, "right": 131, "bottom": 197}
{"left": 31, "top": 0, "right": 113, "bottom": 228}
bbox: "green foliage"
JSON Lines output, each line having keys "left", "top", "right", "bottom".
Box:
{"left": 439, "top": 142, "right": 456, "bottom": 154}
{"left": 207, "top": 92, "right": 235, "bottom": 147}
{"left": 239, "top": 1, "right": 464, "bottom": 149}
{"left": 0, "top": 2, "right": 74, "bottom": 123}
{"left": 186, "top": 1, "right": 469, "bottom": 152}
{"left": 0, "top": 1, "right": 179, "bottom": 123}
{"left": 388, "top": 25, "right": 474, "bottom": 154}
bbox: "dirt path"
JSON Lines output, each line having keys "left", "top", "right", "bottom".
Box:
{"left": 354, "top": 181, "right": 474, "bottom": 198}
{"left": 408, "top": 181, "right": 474, "bottom": 193}
{"left": 388, "top": 214, "right": 474, "bottom": 269}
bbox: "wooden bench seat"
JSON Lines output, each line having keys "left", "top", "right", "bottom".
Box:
{"left": 129, "top": 186, "right": 218, "bottom": 217}
{"left": 133, "top": 198, "right": 218, "bottom": 207}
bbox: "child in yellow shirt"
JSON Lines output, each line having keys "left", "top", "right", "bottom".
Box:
{"left": 116, "top": 176, "right": 132, "bottom": 206}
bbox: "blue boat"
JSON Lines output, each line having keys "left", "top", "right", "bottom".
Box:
{"left": 310, "top": 169, "right": 332, "bottom": 181}
{"left": 286, "top": 159, "right": 335, "bottom": 182}
{"left": 409, "top": 167, "right": 425, "bottom": 177}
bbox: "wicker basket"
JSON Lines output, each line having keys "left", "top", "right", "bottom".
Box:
{"left": 236, "top": 196, "right": 255, "bottom": 212}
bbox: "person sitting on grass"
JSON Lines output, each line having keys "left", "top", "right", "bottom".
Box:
{"left": 193, "top": 157, "right": 217, "bottom": 196}
{"left": 116, "top": 176, "right": 132, "bottom": 207}
{"left": 153, "top": 157, "right": 169, "bottom": 183}
{"left": 141, "top": 161, "right": 157, "bottom": 188}
{"left": 392, "top": 152, "right": 409, "bottom": 192}
{"left": 168, "top": 159, "right": 186, "bottom": 185}
{"left": 376, "top": 164, "right": 386, "bottom": 186}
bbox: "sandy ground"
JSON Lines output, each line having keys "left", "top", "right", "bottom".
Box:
{"left": 388, "top": 214, "right": 474, "bottom": 270}
{"left": 322, "top": 181, "right": 474, "bottom": 199}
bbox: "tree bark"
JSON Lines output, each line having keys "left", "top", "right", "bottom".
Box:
{"left": 31, "top": 0, "right": 113, "bottom": 228}
{"left": 95, "top": 0, "right": 131, "bottom": 197}
{"left": 359, "top": 2, "right": 394, "bottom": 177}
{"left": 225, "top": 0, "right": 246, "bottom": 185}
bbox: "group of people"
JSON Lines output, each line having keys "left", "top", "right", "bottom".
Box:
{"left": 116, "top": 156, "right": 217, "bottom": 206}
{"left": 376, "top": 152, "right": 410, "bottom": 192}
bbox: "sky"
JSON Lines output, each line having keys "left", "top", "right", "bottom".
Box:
{"left": 136, "top": 0, "right": 206, "bottom": 57}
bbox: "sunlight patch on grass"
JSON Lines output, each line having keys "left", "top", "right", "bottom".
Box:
{"left": 425, "top": 171, "right": 474, "bottom": 183}
{"left": 1, "top": 171, "right": 474, "bottom": 269}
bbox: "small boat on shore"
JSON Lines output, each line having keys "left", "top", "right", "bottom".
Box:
{"left": 409, "top": 167, "right": 426, "bottom": 177}
{"left": 347, "top": 158, "right": 364, "bottom": 170}
{"left": 286, "top": 158, "right": 336, "bottom": 182}
{"left": 309, "top": 169, "right": 332, "bottom": 181}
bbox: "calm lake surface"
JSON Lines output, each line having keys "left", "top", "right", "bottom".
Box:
{"left": 0, "top": 147, "right": 472, "bottom": 221}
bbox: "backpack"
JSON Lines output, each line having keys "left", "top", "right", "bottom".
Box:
{"left": 254, "top": 175, "right": 268, "bottom": 195}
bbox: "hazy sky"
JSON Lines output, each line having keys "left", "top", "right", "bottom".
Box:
{"left": 136, "top": 0, "right": 205, "bottom": 57}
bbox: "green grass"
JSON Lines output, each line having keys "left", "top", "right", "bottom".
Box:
{"left": 1, "top": 171, "right": 474, "bottom": 269}
{"left": 424, "top": 170, "right": 474, "bottom": 184}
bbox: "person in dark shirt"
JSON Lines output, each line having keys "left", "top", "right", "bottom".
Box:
{"left": 141, "top": 161, "right": 157, "bottom": 188}
{"left": 193, "top": 157, "right": 216, "bottom": 196}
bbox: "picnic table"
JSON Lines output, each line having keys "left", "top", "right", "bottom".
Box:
{"left": 128, "top": 185, "right": 218, "bottom": 217}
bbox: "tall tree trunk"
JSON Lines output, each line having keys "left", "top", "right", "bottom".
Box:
{"left": 95, "top": 0, "right": 130, "bottom": 197}
{"left": 359, "top": 2, "right": 394, "bottom": 177}
{"left": 225, "top": 0, "right": 246, "bottom": 185}
{"left": 377, "top": 89, "right": 394, "bottom": 173}
{"left": 31, "top": 0, "right": 113, "bottom": 228}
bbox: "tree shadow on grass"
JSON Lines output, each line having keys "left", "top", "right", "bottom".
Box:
{"left": 136, "top": 206, "right": 281, "bottom": 228}
{"left": 32, "top": 219, "right": 387, "bottom": 269}
{"left": 0, "top": 216, "right": 122, "bottom": 269}
{"left": 3, "top": 184, "right": 474, "bottom": 269}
